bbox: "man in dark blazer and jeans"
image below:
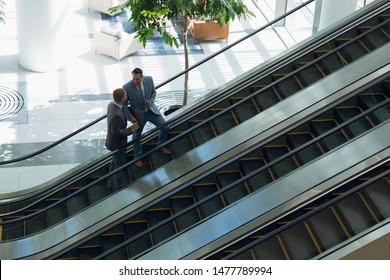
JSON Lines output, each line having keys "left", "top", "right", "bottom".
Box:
{"left": 106, "top": 88, "right": 138, "bottom": 192}
{"left": 122, "top": 67, "right": 171, "bottom": 168}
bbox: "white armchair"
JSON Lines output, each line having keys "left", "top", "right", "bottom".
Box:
{"left": 94, "top": 26, "right": 143, "bottom": 60}
{"left": 87, "top": 0, "right": 126, "bottom": 15}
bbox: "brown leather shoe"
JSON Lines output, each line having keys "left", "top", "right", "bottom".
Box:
{"left": 135, "top": 160, "right": 143, "bottom": 168}
{"left": 160, "top": 147, "right": 172, "bottom": 155}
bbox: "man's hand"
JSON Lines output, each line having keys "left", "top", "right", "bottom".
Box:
{"left": 129, "top": 117, "right": 137, "bottom": 124}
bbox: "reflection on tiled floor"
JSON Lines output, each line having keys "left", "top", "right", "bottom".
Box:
{"left": 0, "top": 0, "right": 314, "bottom": 194}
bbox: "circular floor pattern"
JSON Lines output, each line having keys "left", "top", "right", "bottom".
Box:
{"left": 0, "top": 86, "right": 25, "bottom": 121}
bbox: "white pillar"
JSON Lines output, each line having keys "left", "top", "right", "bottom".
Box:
{"left": 318, "top": 0, "right": 357, "bottom": 31}
{"left": 15, "top": 0, "right": 69, "bottom": 72}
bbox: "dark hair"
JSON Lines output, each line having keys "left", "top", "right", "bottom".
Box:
{"left": 132, "top": 67, "right": 143, "bottom": 75}
{"left": 113, "top": 88, "right": 126, "bottom": 103}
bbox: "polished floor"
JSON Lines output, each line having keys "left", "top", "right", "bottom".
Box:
{"left": 0, "top": 0, "right": 317, "bottom": 194}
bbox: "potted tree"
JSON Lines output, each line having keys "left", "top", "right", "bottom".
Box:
{"left": 110, "top": 0, "right": 255, "bottom": 108}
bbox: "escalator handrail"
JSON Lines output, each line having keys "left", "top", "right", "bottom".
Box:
{"left": 89, "top": 87, "right": 390, "bottom": 260}
{"left": 221, "top": 166, "right": 390, "bottom": 260}
{"left": 0, "top": 0, "right": 316, "bottom": 166}
{"left": 1, "top": 13, "right": 388, "bottom": 219}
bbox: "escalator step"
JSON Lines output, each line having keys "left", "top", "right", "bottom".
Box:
{"left": 315, "top": 51, "right": 345, "bottom": 75}
{"left": 46, "top": 204, "right": 68, "bottom": 228}
{"left": 254, "top": 87, "right": 281, "bottom": 111}
{"left": 334, "top": 107, "right": 373, "bottom": 137}
{"left": 147, "top": 209, "right": 176, "bottom": 245}
{"left": 101, "top": 234, "right": 127, "bottom": 260}
{"left": 310, "top": 120, "right": 348, "bottom": 151}
{"left": 358, "top": 27, "right": 390, "bottom": 50}
{"left": 363, "top": 178, "right": 390, "bottom": 219}
{"left": 216, "top": 172, "right": 249, "bottom": 204}
{"left": 335, "top": 193, "right": 377, "bottom": 235}
{"left": 124, "top": 221, "right": 152, "bottom": 258}
{"left": 193, "top": 183, "right": 225, "bottom": 218}
{"left": 208, "top": 109, "right": 238, "bottom": 135}
{"left": 336, "top": 39, "right": 369, "bottom": 64}
{"left": 287, "top": 133, "right": 323, "bottom": 165}
{"left": 67, "top": 190, "right": 89, "bottom": 216}
{"left": 170, "top": 196, "right": 200, "bottom": 232}
{"left": 87, "top": 182, "right": 110, "bottom": 205}
{"left": 294, "top": 62, "right": 325, "bottom": 87}
{"left": 307, "top": 208, "right": 348, "bottom": 251}
{"left": 273, "top": 74, "right": 303, "bottom": 98}
{"left": 263, "top": 146, "right": 298, "bottom": 179}
{"left": 239, "top": 159, "right": 274, "bottom": 192}
{"left": 230, "top": 97, "right": 259, "bottom": 123}
{"left": 170, "top": 132, "right": 195, "bottom": 158}
{"left": 279, "top": 222, "right": 319, "bottom": 260}
{"left": 251, "top": 236, "right": 287, "bottom": 260}
{"left": 188, "top": 121, "right": 216, "bottom": 146}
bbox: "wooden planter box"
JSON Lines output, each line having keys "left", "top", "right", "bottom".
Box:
{"left": 189, "top": 20, "right": 230, "bottom": 43}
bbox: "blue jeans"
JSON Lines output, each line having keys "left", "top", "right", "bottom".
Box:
{"left": 132, "top": 110, "right": 169, "bottom": 157}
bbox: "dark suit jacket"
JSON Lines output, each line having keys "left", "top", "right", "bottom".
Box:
{"left": 122, "top": 76, "right": 161, "bottom": 120}
{"left": 105, "top": 101, "right": 129, "bottom": 151}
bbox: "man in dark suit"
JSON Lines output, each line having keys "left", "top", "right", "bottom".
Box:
{"left": 106, "top": 88, "right": 138, "bottom": 192}
{"left": 123, "top": 67, "right": 171, "bottom": 168}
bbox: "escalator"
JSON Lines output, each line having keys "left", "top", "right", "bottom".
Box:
{"left": 0, "top": 2, "right": 389, "bottom": 259}
{"left": 47, "top": 74, "right": 390, "bottom": 260}
{"left": 204, "top": 161, "right": 390, "bottom": 260}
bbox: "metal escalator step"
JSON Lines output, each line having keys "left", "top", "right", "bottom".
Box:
{"left": 263, "top": 146, "right": 298, "bottom": 179}
{"left": 359, "top": 27, "right": 390, "bottom": 50}
{"left": 216, "top": 171, "right": 249, "bottom": 205}
{"left": 87, "top": 182, "right": 110, "bottom": 205}
{"left": 208, "top": 109, "right": 238, "bottom": 135}
{"left": 239, "top": 159, "right": 274, "bottom": 192}
{"left": 294, "top": 62, "right": 325, "bottom": 87}
{"left": 279, "top": 222, "right": 320, "bottom": 260}
{"left": 101, "top": 235, "right": 127, "bottom": 260}
{"left": 124, "top": 221, "right": 152, "bottom": 258}
{"left": 315, "top": 52, "right": 345, "bottom": 75}
{"left": 230, "top": 97, "right": 259, "bottom": 123}
{"left": 170, "top": 196, "right": 200, "bottom": 232}
{"left": 67, "top": 191, "right": 89, "bottom": 216}
{"left": 78, "top": 246, "right": 102, "bottom": 260}
{"left": 251, "top": 236, "right": 287, "bottom": 260}
{"left": 170, "top": 132, "right": 195, "bottom": 158}
{"left": 188, "top": 121, "right": 216, "bottom": 146}
{"left": 46, "top": 203, "right": 68, "bottom": 228}
{"left": 193, "top": 183, "right": 225, "bottom": 218}
{"left": 335, "top": 193, "right": 377, "bottom": 235}
{"left": 272, "top": 74, "right": 303, "bottom": 98}
{"left": 334, "top": 107, "right": 374, "bottom": 137}
{"left": 146, "top": 209, "right": 176, "bottom": 245}
{"left": 307, "top": 208, "right": 348, "bottom": 251}
{"left": 254, "top": 87, "right": 281, "bottom": 111}
{"left": 287, "top": 133, "right": 323, "bottom": 165}
{"left": 336, "top": 40, "right": 370, "bottom": 63}
{"left": 363, "top": 178, "right": 390, "bottom": 219}
{"left": 310, "top": 120, "right": 348, "bottom": 151}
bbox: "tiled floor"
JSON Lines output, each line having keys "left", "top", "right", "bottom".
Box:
{"left": 0, "top": 0, "right": 315, "bottom": 194}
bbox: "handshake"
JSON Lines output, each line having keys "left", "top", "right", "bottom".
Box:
{"left": 124, "top": 122, "right": 139, "bottom": 135}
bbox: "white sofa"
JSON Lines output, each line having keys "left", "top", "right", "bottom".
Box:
{"left": 87, "top": 0, "right": 126, "bottom": 15}
{"left": 94, "top": 26, "right": 143, "bottom": 60}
